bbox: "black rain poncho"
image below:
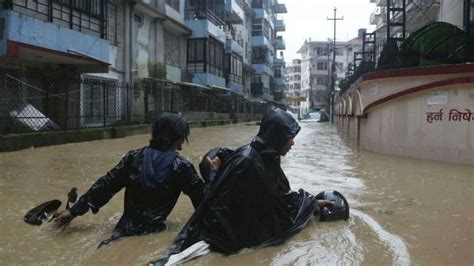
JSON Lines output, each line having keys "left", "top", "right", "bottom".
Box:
{"left": 155, "top": 109, "right": 318, "bottom": 263}
{"left": 69, "top": 147, "right": 204, "bottom": 246}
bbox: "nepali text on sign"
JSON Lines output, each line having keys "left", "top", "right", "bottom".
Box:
{"left": 426, "top": 109, "right": 472, "bottom": 123}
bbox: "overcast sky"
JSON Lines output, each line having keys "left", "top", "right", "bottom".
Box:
{"left": 278, "top": 0, "right": 376, "bottom": 61}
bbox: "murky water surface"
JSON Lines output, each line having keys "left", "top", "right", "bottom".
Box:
{"left": 0, "top": 123, "right": 472, "bottom": 265}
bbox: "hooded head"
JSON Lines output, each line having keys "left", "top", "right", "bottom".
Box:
{"left": 150, "top": 113, "right": 190, "bottom": 151}
{"left": 251, "top": 108, "right": 301, "bottom": 155}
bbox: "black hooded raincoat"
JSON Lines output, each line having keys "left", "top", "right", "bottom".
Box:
{"left": 156, "top": 109, "right": 317, "bottom": 263}
{"left": 69, "top": 147, "right": 204, "bottom": 246}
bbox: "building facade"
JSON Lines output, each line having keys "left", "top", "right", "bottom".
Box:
{"left": 333, "top": 0, "right": 473, "bottom": 164}
{"left": 296, "top": 33, "right": 363, "bottom": 115}
{"left": 284, "top": 59, "right": 302, "bottom": 114}
{"left": 250, "top": 0, "right": 287, "bottom": 101}
{"left": 0, "top": 0, "right": 286, "bottom": 135}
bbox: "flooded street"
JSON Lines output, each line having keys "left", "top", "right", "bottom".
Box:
{"left": 0, "top": 122, "right": 472, "bottom": 265}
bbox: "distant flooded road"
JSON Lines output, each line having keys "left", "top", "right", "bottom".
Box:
{"left": 1, "top": 122, "right": 472, "bottom": 265}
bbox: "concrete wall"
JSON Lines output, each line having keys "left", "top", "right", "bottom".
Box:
{"left": 0, "top": 10, "right": 109, "bottom": 62}
{"left": 335, "top": 65, "right": 474, "bottom": 164}
{"left": 0, "top": 117, "right": 260, "bottom": 152}
{"left": 361, "top": 85, "right": 473, "bottom": 164}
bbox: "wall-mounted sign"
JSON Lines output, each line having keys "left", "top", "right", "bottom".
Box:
{"left": 427, "top": 91, "right": 448, "bottom": 106}
{"left": 426, "top": 109, "right": 472, "bottom": 123}
{"left": 368, "top": 84, "right": 378, "bottom": 96}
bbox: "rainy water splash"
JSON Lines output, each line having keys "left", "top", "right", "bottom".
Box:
{"left": 351, "top": 209, "right": 411, "bottom": 266}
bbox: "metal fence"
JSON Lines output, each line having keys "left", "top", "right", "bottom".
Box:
{"left": 0, "top": 73, "right": 268, "bottom": 135}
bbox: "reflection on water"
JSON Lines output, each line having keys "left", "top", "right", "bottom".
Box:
{"left": 0, "top": 122, "right": 472, "bottom": 265}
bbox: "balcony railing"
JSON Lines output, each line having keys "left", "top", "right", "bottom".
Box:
{"left": 3, "top": 0, "right": 108, "bottom": 39}
{"left": 186, "top": 8, "right": 226, "bottom": 28}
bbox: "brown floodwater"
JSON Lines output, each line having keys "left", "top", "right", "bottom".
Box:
{"left": 0, "top": 122, "right": 472, "bottom": 265}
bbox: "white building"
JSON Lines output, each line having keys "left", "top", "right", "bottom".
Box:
{"left": 297, "top": 31, "right": 363, "bottom": 115}
{"left": 284, "top": 59, "right": 302, "bottom": 113}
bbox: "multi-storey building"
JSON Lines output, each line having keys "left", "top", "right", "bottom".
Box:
{"left": 0, "top": 0, "right": 288, "bottom": 135}
{"left": 0, "top": 0, "right": 112, "bottom": 130}
{"left": 297, "top": 31, "right": 363, "bottom": 115}
{"left": 234, "top": 0, "right": 254, "bottom": 96}
{"left": 250, "top": 0, "right": 287, "bottom": 101}
{"left": 284, "top": 59, "right": 302, "bottom": 113}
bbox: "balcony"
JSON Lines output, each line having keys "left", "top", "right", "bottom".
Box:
{"left": 252, "top": 63, "right": 273, "bottom": 76}
{"left": 251, "top": 35, "right": 273, "bottom": 50}
{"left": 274, "top": 3, "right": 288, "bottom": 14}
{"left": 192, "top": 73, "right": 226, "bottom": 88}
{"left": 0, "top": 9, "right": 109, "bottom": 73}
{"left": 274, "top": 57, "right": 285, "bottom": 66}
{"left": 186, "top": 9, "right": 226, "bottom": 43}
{"left": 227, "top": 80, "right": 244, "bottom": 94}
{"left": 274, "top": 36, "right": 286, "bottom": 50}
{"left": 225, "top": 0, "right": 245, "bottom": 24}
{"left": 274, "top": 77, "right": 285, "bottom": 86}
{"left": 274, "top": 19, "right": 286, "bottom": 32}
{"left": 311, "top": 68, "right": 329, "bottom": 75}
{"left": 226, "top": 38, "right": 244, "bottom": 55}
{"left": 313, "top": 85, "right": 327, "bottom": 91}
{"left": 253, "top": 8, "right": 271, "bottom": 21}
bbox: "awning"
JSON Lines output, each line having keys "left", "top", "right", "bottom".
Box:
{"left": 210, "top": 86, "right": 247, "bottom": 98}
{"left": 177, "top": 82, "right": 211, "bottom": 91}
{"left": 211, "top": 85, "right": 233, "bottom": 93}
{"left": 143, "top": 77, "right": 176, "bottom": 89}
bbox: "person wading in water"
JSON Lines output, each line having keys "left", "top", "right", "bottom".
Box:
{"left": 54, "top": 113, "right": 205, "bottom": 248}
{"left": 154, "top": 108, "right": 333, "bottom": 264}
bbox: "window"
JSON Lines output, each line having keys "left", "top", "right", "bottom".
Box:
{"left": 134, "top": 14, "right": 143, "bottom": 25}
{"left": 187, "top": 37, "right": 224, "bottom": 77}
{"left": 317, "top": 77, "right": 328, "bottom": 85}
{"left": 316, "top": 62, "right": 328, "bottom": 71}
{"left": 252, "top": 18, "right": 271, "bottom": 39}
{"left": 165, "top": 30, "right": 183, "bottom": 67}
{"left": 208, "top": 38, "right": 224, "bottom": 77}
{"left": 274, "top": 66, "right": 282, "bottom": 78}
{"left": 166, "top": 0, "right": 180, "bottom": 11}
{"left": 73, "top": 0, "right": 104, "bottom": 16}
{"left": 252, "top": 47, "right": 268, "bottom": 64}
{"left": 107, "top": 2, "right": 121, "bottom": 46}
{"left": 225, "top": 53, "right": 243, "bottom": 83}
{"left": 187, "top": 38, "right": 206, "bottom": 73}
{"left": 252, "top": 19, "right": 263, "bottom": 36}
{"left": 316, "top": 47, "right": 328, "bottom": 56}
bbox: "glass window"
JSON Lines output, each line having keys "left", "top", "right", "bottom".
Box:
{"left": 166, "top": 0, "right": 180, "bottom": 11}
{"left": 316, "top": 62, "right": 328, "bottom": 70}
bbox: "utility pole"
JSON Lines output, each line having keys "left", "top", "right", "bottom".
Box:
{"left": 327, "top": 7, "right": 343, "bottom": 124}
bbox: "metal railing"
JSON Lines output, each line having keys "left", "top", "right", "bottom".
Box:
{"left": 0, "top": 73, "right": 269, "bottom": 135}
{"left": 3, "top": 0, "right": 108, "bottom": 39}
{"left": 185, "top": 8, "right": 226, "bottom": 28}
